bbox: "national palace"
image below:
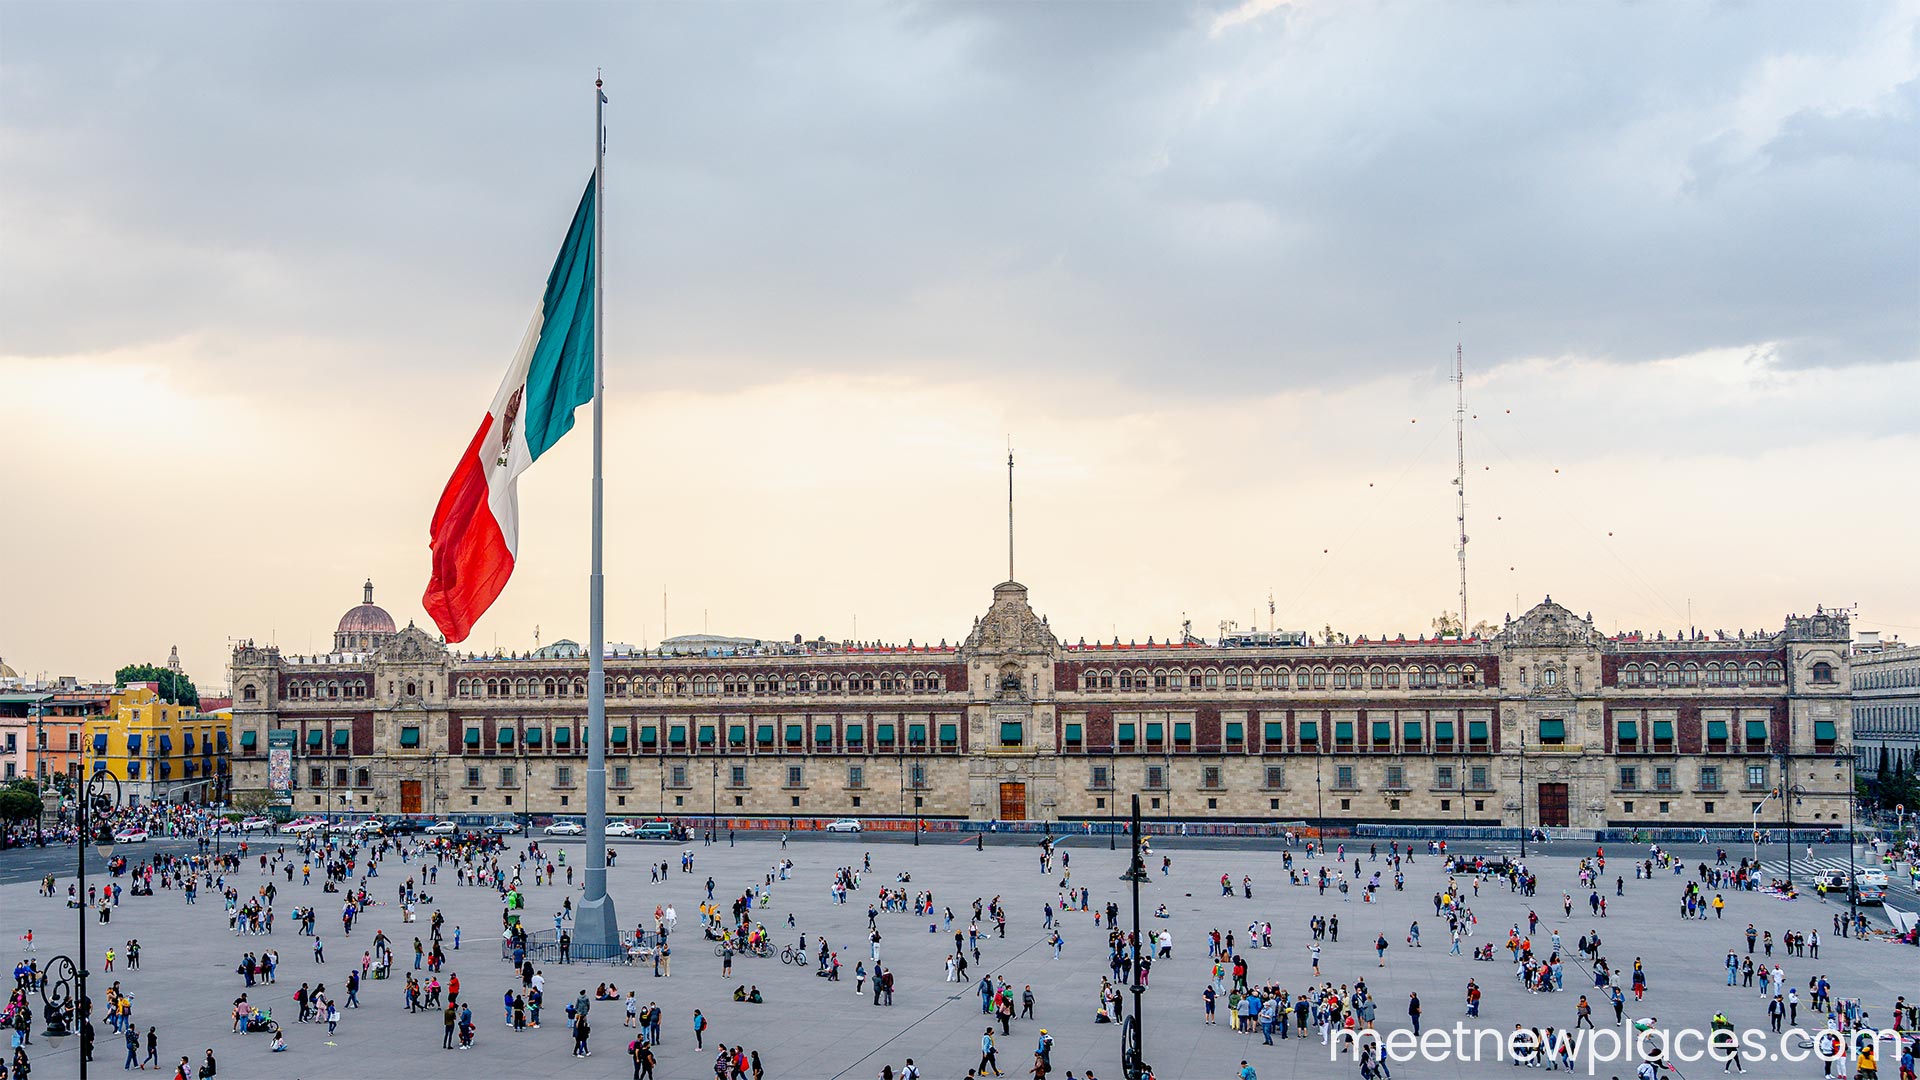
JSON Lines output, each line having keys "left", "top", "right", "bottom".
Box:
{"left": 226, "top": 579, "right": 1856, "bottom": 831}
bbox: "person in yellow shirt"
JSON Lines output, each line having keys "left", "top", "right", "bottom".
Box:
{"left": 1858, "top": 1042, "right": 1878, "bottom": 1080}
{"left": 1712, "top": 895, "right": 1725, "bottom": 918}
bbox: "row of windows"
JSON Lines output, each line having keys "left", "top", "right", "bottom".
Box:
{"left": 1078, "top": 665, "right": 1482, "bottom": 692}
{"left": 1085, "top": 761, "right": 1493, "bottom": 791}
{"left": 1617, "top": 661, "right": 1783, "bottom": 686}
{"left": 1854, "top": 666, "right": 1920, "bottom": 690}
{"left": 280, "top": 680, "right": 369, "bottom": 700}
{"left": 1854, "top": 704, "right": 1920, "bottom": 734}
{"left": 1060, "top": 717, "right": 1490, "bottom": 751}
{"left": 462, "top": 720, "right": 965, "bottom": 753}
{"left": 452, "top": 672, "right": 948, "bottom": 700}
{"left": 1616, "top": 762, "right": 1769, "bottom": 793}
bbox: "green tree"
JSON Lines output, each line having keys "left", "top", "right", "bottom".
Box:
{"left": 115, "top": 663, "right": 199, "bottom": 707}
{"left": 0, "top": 788, "right": 41, "bottom": 840}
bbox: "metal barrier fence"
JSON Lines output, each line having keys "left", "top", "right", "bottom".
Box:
{"left": 500, "top": 928, "right": 665, "bottom": 965}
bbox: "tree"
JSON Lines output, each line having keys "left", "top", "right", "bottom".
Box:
{"left": 0, "top": 788, "right": 41, "bottom": 842}
{"left": 1431, "top": 612, "right": 1464, "bottom": 637}
{"left": 233, "top": 790, "right": 276, "bottom": 815}
{"left": 115, "top": 663, "right": 198, "bottom": 707}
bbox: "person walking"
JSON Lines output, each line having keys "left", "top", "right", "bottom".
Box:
{"left": 980, "top": 1029, "right": 1003, "bottom": 1076}
{"left": 123, "top": 1025, "right": 139, "bottom": 1071}
{"left": 143, "top": 1026, "right": 157, "bottom": 1070}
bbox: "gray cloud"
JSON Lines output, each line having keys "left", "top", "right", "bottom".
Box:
{"left": 2, "top": 1, "right": 1914, "bottom": 391}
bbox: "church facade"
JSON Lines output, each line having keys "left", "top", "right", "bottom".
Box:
{"left": 226, "top": 581, "right": 1854, "bottom": 831}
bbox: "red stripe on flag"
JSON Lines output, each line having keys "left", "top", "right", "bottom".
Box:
{"left": 423, "top": 413, "right": 515, "bottom": 643}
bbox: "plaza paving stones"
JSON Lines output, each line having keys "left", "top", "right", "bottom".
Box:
{"left": 2, "top": 834, "right": 1913, "bottom": 1079}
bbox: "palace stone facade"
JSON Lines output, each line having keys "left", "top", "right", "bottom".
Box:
{"left": 227, "top": 581, "right": 1855, "bottom": 831}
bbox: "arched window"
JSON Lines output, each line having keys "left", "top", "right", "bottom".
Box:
{"left": 1811, "top": 661, "right": 1835, "bottom": 684}
{"left": 242, "top": 684, "right": 258, "bottom": 702}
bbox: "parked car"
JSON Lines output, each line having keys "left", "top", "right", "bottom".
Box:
{"left": 605, "top": 821, "right": 637, "bottom": 837}
{"left": 543, "top": 821, "right": 584, "bottom": 836}
{"left": 239, "top": 816, "right": 276, "bottom": 833}
{"left": 824, "top": 819, "right": 863, "bottom": 833}
{"left": 423, "top": 821, "right": 458, "bottom": 836}
{"left": 485, "top": 820, "right": 524, "bottom": 835}
{"left": 112, "top": 829, "right": 150, "bottom": 843}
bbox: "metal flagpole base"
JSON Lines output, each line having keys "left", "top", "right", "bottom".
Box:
{"left": 573, "top": 889, "right": 621, "bottom": 959}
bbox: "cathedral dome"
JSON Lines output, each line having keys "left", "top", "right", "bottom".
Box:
{"left": 335, "top": 580, "right": 397, "bottom": 651}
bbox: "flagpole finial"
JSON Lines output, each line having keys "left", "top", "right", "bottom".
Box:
{"left": 596, "top": 68, "right": 603, "bottom": 89}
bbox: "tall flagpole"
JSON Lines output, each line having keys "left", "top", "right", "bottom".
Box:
{"left": 578, "top": 72, "right": 619, "bottom": 954}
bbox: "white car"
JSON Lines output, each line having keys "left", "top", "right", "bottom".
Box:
{"left": 423, "top": 821, "right": 458, "bottom": 836}
{"left": 283, "top": 820, "right": 326, "bottom": 835}
{"left": 605, "top": 821, "right": 636, "bottom": 837}
{"left": 543, "top": 821, "right": 584, "bottom": 836}
{"left": 824, "top": 819, "right": 862, "bottom": 833}
{"left": 349, "top": 819, "right": 384, "bottom": 836}
{"left": 112, "top": 829, "right": 150, "bottom": 843}
{"left": 240, "top": 817, "right": 275, "bottom": 833}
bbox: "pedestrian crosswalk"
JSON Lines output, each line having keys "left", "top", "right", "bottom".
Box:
{"left": 1756, "top": 857, "right": 1918, "bottom": 896}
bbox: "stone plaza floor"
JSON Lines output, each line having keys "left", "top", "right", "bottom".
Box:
{"left": 2, "top": 832, "right": 1913, "bottom": 1079}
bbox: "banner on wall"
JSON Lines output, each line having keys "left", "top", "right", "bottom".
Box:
{"left": 268, "top": 729, "right": 295, "bottom": 798}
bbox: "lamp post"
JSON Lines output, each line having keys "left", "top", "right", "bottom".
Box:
{"left": 1518, "top": 726, "right": 1529, "bottom": 859}
{"left": 1313, "top": 756, "right": 1323, "bottom": 840}
{"left": 1836, "top": 746, "right": 1857, "bottom": 927}
{"left": 710, "top": 759, "right": 718, "bottom": 844}
{"left": 913, "top": 755, "right": 922, "bottom": 846}
{"left": 71, "top": 769, "right": 119, "bottom": 1078}
{"left": 1121, "top": 793, "right": 1150, "bottom": 1080}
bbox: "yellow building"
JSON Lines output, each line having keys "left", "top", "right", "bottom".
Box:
{"left": 86, "top": 683, "right": 231, "bottom": 805}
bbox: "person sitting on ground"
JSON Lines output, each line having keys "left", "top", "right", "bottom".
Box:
{"left": 269, "top": 1029, "right": 287, "bottom": 1053}
{"left": 733, "top": 985, "right": 748, "bottom": 1002}
{"left": 747, "top": 986, "right": 762, "bottom": 1005}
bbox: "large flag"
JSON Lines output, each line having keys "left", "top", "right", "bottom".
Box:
{"left": 424, "top": 176, "right": 597, "bottom": 643}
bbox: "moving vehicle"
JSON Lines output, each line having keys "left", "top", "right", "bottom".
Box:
{"left": 349, "top": 819, "right": 384, "bottom": 836}
{"left": 824, "top": 819, "right": 863, "bottom": 833}
{"left": 1818, "top": 869, "right": 1851, "bottom": 891}
{"left": 543, "top": 821, "right": 584, "bottom": 836}
{"left": 112, "top": 828, "right": 150, "bottom": 843}
{"left": 605, "top": 821, "right": 637, "bottom": 838}
{"left": 1852, "top": 870, "right": 1889, "bottom": 905}
{"left": 423, "top": 821, "right": 458, "bottom": 836}
{"left": 282, "top": 819, "right": 327, "bottom": 835}
{"left": 485, "top": 819, "right": 524, "bottom": 835}
{"left": 635, "top": 821, "right": 676, "bottom": 841}
{"left": 239, "top": 816, "right": 276, "bottom": 833}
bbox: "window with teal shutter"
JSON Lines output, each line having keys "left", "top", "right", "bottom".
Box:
{"left": 909, "top": 723, "right": 927, "bottom": 745}
{"left": 786, "top": 724, "right": 803, "bottom": 746}
{"left": 1744, "top": 720, "right": 1768, "bottom": 743}
{"left": 1118, "top": 723, "right": 1136, "bottom": 744}
{"left": 611, "top": 726, "right": 628, "bottom": 746}
{"left": 1064, "top": 723, "right": 1082, "bottom": 747}
{"left": 1402, "top": 722, "right": 1421, "bottom": 743}
{"left": 846, "top": 724, "right": 863, "bottom": 746}
{"left": 938, "top": 723, "right": 958, "bottom": 746}
{"left": 728, "top": 725, "right": 745, "bottom": 746}
{"left": 1705, "top": 720, "right": 1728, "bottom": 742}
{"left": 1433, "top": 720, "right": 1454, "bottom": 743}
{"left": 669, "top": 725, "right": 686, "bottom": 747}
{"left": 698, "top": 725, "right": 715, "bottom": 746}
{"left": 756, "top": 725, "right": 774, "bottom": 746}
{"left": 815, "top": 724, "right": 834, "bottom": 745}
{"left": 1371, "top": 721, "right": 1391, "bottom": 744}
{"left": 1468, "top": 720, "right": 1489, "bottom": 743}
{"left": 1145, "top": 722, "right": 1164, "bottom": 743}
{"left": 1000, "top": 722, "right": 1023, "bottom": 744}
{"left": 525, "top": 727, "right": 543, "bottom": 748}
{"left": 639, "top": 725, "right": 657, "bottom": 746}
{"left": 552, "top": 726, "right": 570, "bottom": 747}
{"left": 1334, "top": 721, "right": 1354, "bottom": 745}
{"left": 1173, "top": 721, "right": 1191, "bottom": 743}
{"left": 1224, "top": 721, "right": 1243, "bottom": 743}
{"left": 1293, "top": 721, "right": 1314, "bottom": 743}
{"left": 400, "top": 727, "right": 421, "bottom": 748}
{"left": 497, "top": 728, "right": 514, "bottom": 747}
{"left": 876, "top": 724, "right": 895, "bottom": 745}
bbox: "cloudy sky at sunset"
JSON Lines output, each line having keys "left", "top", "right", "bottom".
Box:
{"left": 3, "top": 1, "right": 1916, "bottom": 688}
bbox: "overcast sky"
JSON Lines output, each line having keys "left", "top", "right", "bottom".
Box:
{"left": 3, "top": 1, "right": 1916, "bottom": 687}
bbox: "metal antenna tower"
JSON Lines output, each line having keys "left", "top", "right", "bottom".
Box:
{"left": 1453, "top": 340, "right": 1469, "bottom": 630}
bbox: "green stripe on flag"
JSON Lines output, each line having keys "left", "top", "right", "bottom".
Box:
{"left": 524, "top": 177, "right": 598, "bottom": 460}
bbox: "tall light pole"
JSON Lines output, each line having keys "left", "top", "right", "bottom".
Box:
{"left": 1518, "top": 726, "right": 1529, "bottom": 859}
{"left": 1121, "top": 793, "right": 1150, "bottom": 1080}
{"left": 710, "top": 759, "right": 718, "bottom": 844}
{"left": 1836, "top": 746, "right": 1857, "bottom": 927}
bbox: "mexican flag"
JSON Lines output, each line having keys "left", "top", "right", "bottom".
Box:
{"left": 423, "top": 176, "right": 597, "bottom": 643}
